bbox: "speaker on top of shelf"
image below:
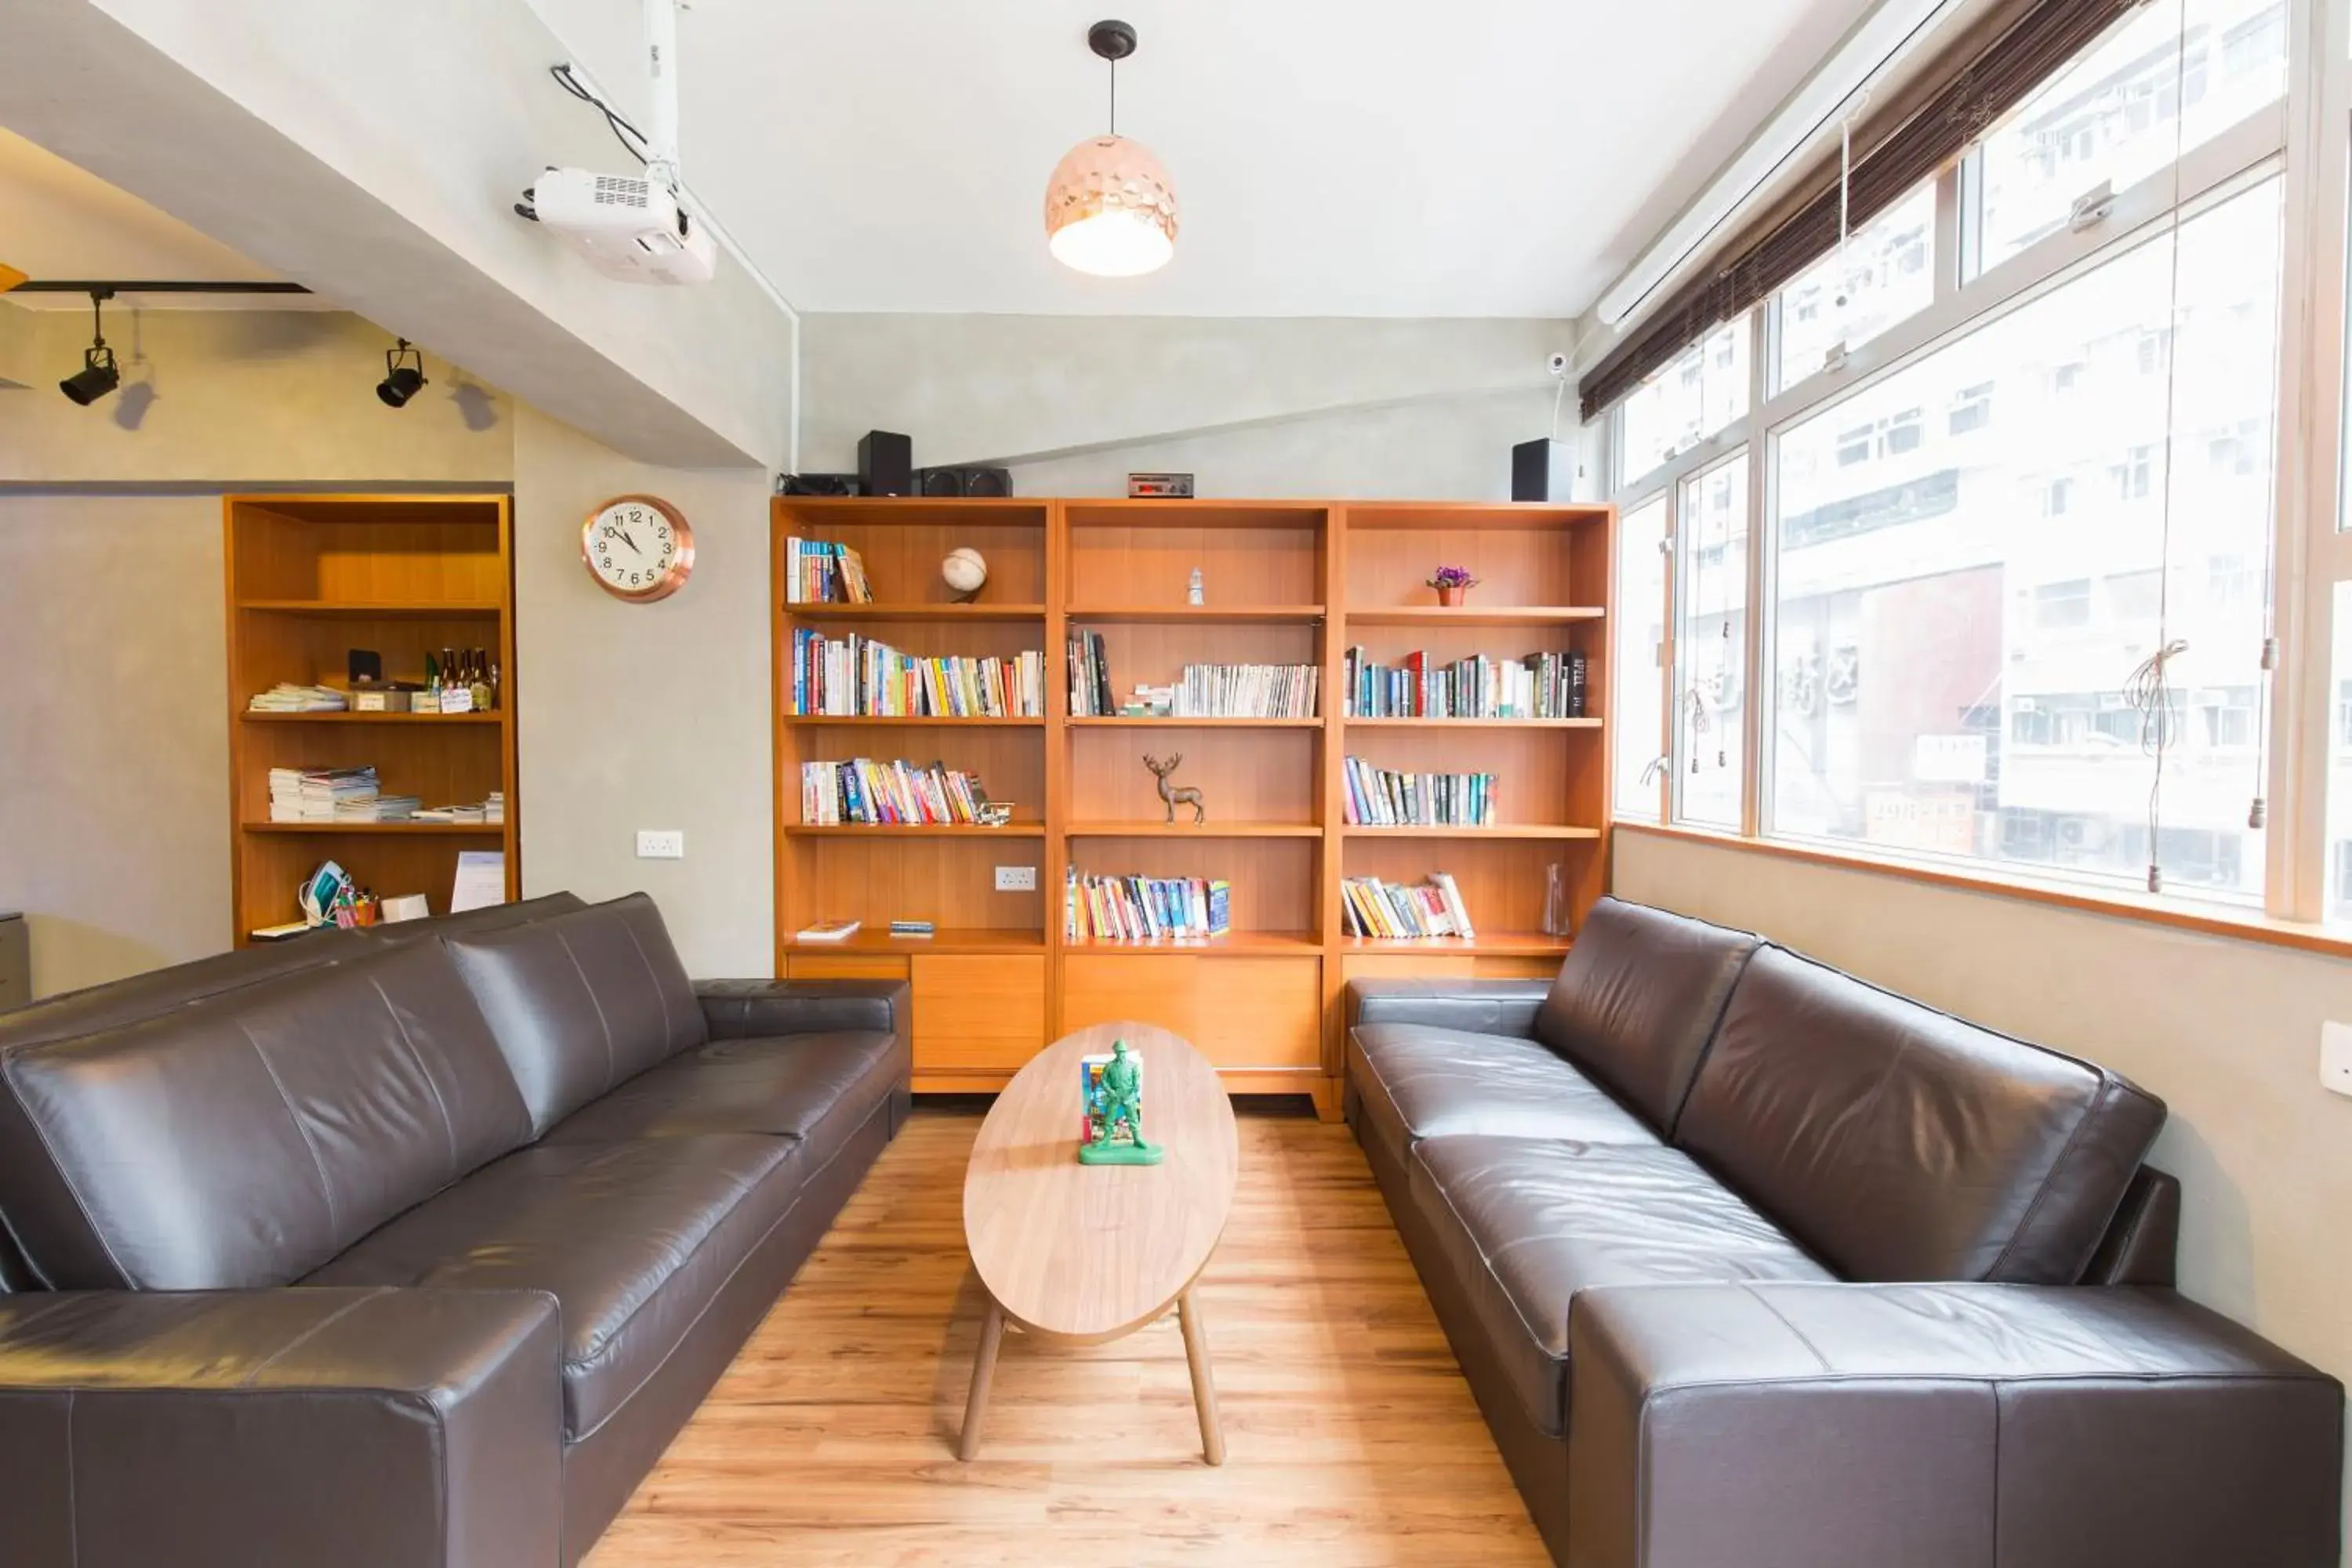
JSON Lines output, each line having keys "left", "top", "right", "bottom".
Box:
{"left": 858, "top": 430, "right": 913, "bottom": 497}
{"left": 917, "top": 466, "right": 1013, "bottom": 499}
{"left": 1512, "top": 438, "right": 1582, "bottom": 503}
{"left": 779, "top": 472, "right": 863, "bottom": 496}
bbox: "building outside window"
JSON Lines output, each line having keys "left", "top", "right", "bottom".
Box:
{"left": 1774, "top": 181, "right": 1939, "bottom": 390}
{"left": 1613, "top": 495, "right": 1670, "bottom": 819}
{"left": 1618, "top": 312, "right": 1753, "bottom": 483}
{"left": 1675, "top": 452, "right": 1749, "bottom": 829}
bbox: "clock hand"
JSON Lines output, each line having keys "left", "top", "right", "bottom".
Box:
{"left": 617, "top": 528, "right": 644, "bottom": 556}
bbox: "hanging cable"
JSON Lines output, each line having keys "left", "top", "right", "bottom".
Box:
{"left": 2132, "top": 0, "right": 2194, "bottom": 895}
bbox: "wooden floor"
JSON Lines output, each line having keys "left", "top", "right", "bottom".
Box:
{"left": 587, "top": 1107, "right": 1549, "bottom": 1567}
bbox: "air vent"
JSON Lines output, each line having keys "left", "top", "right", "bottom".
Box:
{"left": 592, "top": 175, "right": 653, "bottom": 209}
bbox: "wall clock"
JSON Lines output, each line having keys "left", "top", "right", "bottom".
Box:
{"left": 582, "top": 494, "right": 694, "bottom": 602}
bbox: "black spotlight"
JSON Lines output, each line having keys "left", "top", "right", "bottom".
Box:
{"left": 59, "top": 288, "right": 120, "bottom": 406}
{"left": 376, "top": 338, "right": 428, "bottom": 408}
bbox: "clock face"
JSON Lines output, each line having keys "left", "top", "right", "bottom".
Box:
{"left": 582, "top": 495, "right": 694, "bottom": 602}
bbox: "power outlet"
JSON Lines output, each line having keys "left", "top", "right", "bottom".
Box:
{"left": 994, "top": 865, "right": 1037, "bottom": 892}
{"left": 2322, "top": 1022, "right": 2352, "bottom": 1099}
{"left": 636, "top": 829, "right": 685, "bottom": 860}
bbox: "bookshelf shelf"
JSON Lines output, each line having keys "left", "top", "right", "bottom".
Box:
{"left": 771, "top": 495, "right": 1614, "bottom": 1106}
{"left": 785, "top": 602, "right": 1047, "bottom": 622}
{"left": 782, "top": 823, "right": 1046, "bottom": 838}
{"left": 226, "top": 495, "right": 519, "bottom": 945}
{"left": 240, "top": 711, "right": 504, "bottom": 726}
{"left": 1343, "top": 825, "right": 1602, "bottom": 840}
{"left": 1342, "top": 716, "right": 1602, "bottom": 730}
{"left": 1344, "top": 605, "right": 1604, "bottom": 628}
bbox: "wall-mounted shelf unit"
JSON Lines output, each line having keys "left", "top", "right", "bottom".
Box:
{"left": 223, "top": 494, "right": 517, "bottom": 945}
{"left": 771, "top": 495, "right": 1614, "bottom": 1112}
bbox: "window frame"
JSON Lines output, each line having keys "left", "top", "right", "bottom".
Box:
{"left": 1598, "top": 0, "right": 2340, "bottom": 942}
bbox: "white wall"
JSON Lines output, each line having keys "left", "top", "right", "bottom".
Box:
{"left": 510, "top": 405, "right": 773, "bottom": 975}
{"left": 1615, "top": 827, "right": 2352, "bottom": 1547}
{"left": 800, "top": 314, "right": 1580, "bottom": 498}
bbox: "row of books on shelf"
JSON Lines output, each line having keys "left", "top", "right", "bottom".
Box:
{"left": 798, "top": 757, "right": 1002, "bottom": 826}
{"left": 1342, "top": 758, "right": 1497, "bottom": 826}
{"left": 1064, "top": 869, "right": 1232, "bottom": 942}
{"left": 782, "top": 537, "right": 873, "bottom": 604}
{"left": 786, "top": 630, "right": 1045, "bottom": 717}
{"left": 1343, "top": 648, "right": 1588, "bottom": 719}
{"left": 1341, "top": 873, "right": 1476, "bottom": 939}
{"left": 266, "top": 768, "right": 503, "bottom": 825}
{"left": 1065, "top": 628, "right": 1319, "bottom": 717}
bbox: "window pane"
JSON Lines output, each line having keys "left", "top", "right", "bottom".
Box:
{"left": 1774, "top": 181, "right": 1938, "bottom": 391}
{"left": 1614, "top": 494, "right": 1670, "bottom": 819}
{"left": 1675, "top": 452, "right": 1750, "bottom": 829}
{"left": 1619, "top": 312, "right": 1753, "bottom": 481}
{"left": 1769, "top": 176, "right": 2282, "bottom": 903}
{"left": 1971, "top": 0, "right": 2286, "bottom": 274}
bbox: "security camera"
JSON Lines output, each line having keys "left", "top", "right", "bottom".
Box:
{"left": 1547, "top": 352, "right": 1570, "bottom": 379}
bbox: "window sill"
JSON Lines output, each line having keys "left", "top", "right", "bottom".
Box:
{"left": 1615, "top": 820, "right": 2352, "bottom": 964}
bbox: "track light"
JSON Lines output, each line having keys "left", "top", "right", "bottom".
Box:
{"left": 59, "top": 288, "right": 119, "bottom": 405}
{"left": 376, "top": 339, "right": 427, "bottom": 408}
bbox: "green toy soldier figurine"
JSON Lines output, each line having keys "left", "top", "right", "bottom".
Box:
{"left": 1079, "top": 1039, "right": 1165, "bottom": 1166}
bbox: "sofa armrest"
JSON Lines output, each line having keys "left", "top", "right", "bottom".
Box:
{"left": 1566, "top": 1282, "right": 2343, "bottom": 1568}
{"left": 1345, "top": 978, "right": 1550, "bottom": 1039}
{"left": 695, "top": 978, "right": 909, "bottom": 1040}
{"left": 0, "top": 1287, "right": 562, "bottom": 1568}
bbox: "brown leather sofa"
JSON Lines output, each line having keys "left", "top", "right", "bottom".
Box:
{"left": 1346, "top": 896, "right": 2343, "bottom": 1568}
{"left": 0, "top": 891, "right": 910, "bottom": 1567}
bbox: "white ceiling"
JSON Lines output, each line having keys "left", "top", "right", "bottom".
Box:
{"left": 0, "top": 126, "right": 336, "bottom": 310}
{"left": 526, "top": 0, "right": 1882, "bottom": 318}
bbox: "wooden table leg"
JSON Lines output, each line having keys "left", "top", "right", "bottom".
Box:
{"left": 1178, "top": 1286, "right": 1225, "bottom": 1465}
{"left": 958, "top": 1296, "right": 1006, "bottom": 1461}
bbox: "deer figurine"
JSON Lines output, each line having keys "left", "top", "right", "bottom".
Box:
{"left": 1145, "top": 753, "right": 1206, "bottom": 825}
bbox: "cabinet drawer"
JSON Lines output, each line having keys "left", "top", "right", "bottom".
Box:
{"left": 1062, "top": 954, "right": 1321, "bottom": 1071}
{"left": 912, "top": 954, "right": 1046, "bottom": 1073}
{"left": 784, "top": 955, "right": 909, "bottom": 982}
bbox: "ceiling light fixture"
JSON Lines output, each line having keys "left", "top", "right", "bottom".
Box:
{"left": 1044, "top": 20, "right": 1177, "bottom": 278}
{"left": 58, "top": 288, "right": 120, "bottom": 406}
{"left": 376, "top": 339, "right": 429, "bottom": 408}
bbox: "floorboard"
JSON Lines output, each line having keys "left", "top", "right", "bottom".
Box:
{"left": 587, "top": 1108, "right": 1548, "bottom": 1566}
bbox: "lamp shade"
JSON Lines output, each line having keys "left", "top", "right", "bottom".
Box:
{"left": 1044, "top": 134, "right": 1177, "bottom": 278}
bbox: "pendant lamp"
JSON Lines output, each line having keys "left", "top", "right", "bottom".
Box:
{"left": 1044, "top": 20, "right": 1177, "bottom": 278}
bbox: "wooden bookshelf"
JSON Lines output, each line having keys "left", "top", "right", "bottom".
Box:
{"left": 771, "top": 496, "right": 1614, "bottom": 1111}
{"left": 223, "top": 494, "right": 517, "bottom": 945}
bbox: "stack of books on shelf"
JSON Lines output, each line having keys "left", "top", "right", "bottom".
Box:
{"left": 1343, "top": 648, "right": 1587, "bottom": 718}
{"left": 1168, "top": 662, "right": 1319, "bottom": 718}
{"left": 1341, "top": 757, "right": 1498, "bottom": 826}
{"left": 334, "top": 791, "right": 422, "bottom": 823}
{"left": 268, "top": 766, "right": 381, "bottom": 822}
{"left": 412, "top": 793, "right": 503, "bottom": 825}
{"left": 787, "top": 631, "right": 1044, "bottom": 717}
{"left": 1341, "top": 873, "right": 1476, "bottom": 939}
{"left": 782, "top": 537, "right": 873, "bottom": 604}
{"left": 1065, "top": 869, "right": 1232, "bottom": 942}
{"left": 800, "top": 757, "right": 1001, "bottom": 826}
{"left": 248, "top": 683, "right": 349, "bottom": 713}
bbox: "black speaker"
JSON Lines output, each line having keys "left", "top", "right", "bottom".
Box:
{"left": 779, "top": 472, "right": 862, "bottom": 497}
{"left": 1512, "top": 438, "right": 1578, "bottom": 503}
{"left": 858, "top": 430, "right": 913, "bottom": 497}
{"left": 917, "top": 466, "right": 1013, "bottom": 499}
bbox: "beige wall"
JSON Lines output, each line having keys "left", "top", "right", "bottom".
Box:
{"left": 1615, "top": 827, "right": 2352, "bottom": 1544}
{"left": 510, "top": 407, "right": 773, "bottom": 976}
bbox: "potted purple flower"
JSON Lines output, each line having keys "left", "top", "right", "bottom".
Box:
{"left": 1427, "top": 565, "right": 1479, "bottom": 608}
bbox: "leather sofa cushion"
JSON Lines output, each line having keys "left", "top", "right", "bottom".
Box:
{"left": 309, "top": 1132, "right": 801, "bottom": 1441}
{"left": 1348, "top": 1024, "right": 1658, "bottom": 1171}
{"left": 1533, "top": 897, "right": 1759, "bottom": 1135}
{"left": 541, "top": 1030, "right": 907, "bottom": 1173}
{"left": 1408, "top": 1135, "right": 1830, "bottom": 1436}
{"left": 0, "top": 942, "right": 531, "bottom": 1290}
{"left": 1675, "top": 945, "right": 2166, "bottom": 1285}
{"left": 446, "top": 893, "right": 709, "bottom": 1137}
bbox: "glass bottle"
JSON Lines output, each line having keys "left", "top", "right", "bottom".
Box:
{"left": 1542, "top": 863, "right": 1571, "bottom": 937}
{"left": 469, "top": 648, "right": 492, "bottom": 713}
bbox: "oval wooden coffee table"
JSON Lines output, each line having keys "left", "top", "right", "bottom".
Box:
{"left": 959, "top": 1020, "right": 1240, "bottom": 1464}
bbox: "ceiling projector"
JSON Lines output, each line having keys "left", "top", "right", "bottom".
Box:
{"left": 514, "top": 169, "right": 717, "bottom": 285}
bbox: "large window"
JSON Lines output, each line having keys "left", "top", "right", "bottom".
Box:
{"left": 1675, "top": 452, "right": 1750, "bottom": 829}
{"left": 1969, "top": 0, "right": 2286, "bottom": 274}
{"left": 1769, "top": 176, "right": 2281, "bottom": 899}
{"left": 2333, "top": 586, "right": 2352, "bottom": 922}
{"left": 1619, "top": 312, "right": 1753, "bottom": 483}
{"left": 1613, "top": 495, "right": 1669, "bottom": 819}
{"left": 1774, "top": 181, "right": 1937, "bottom": 391}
